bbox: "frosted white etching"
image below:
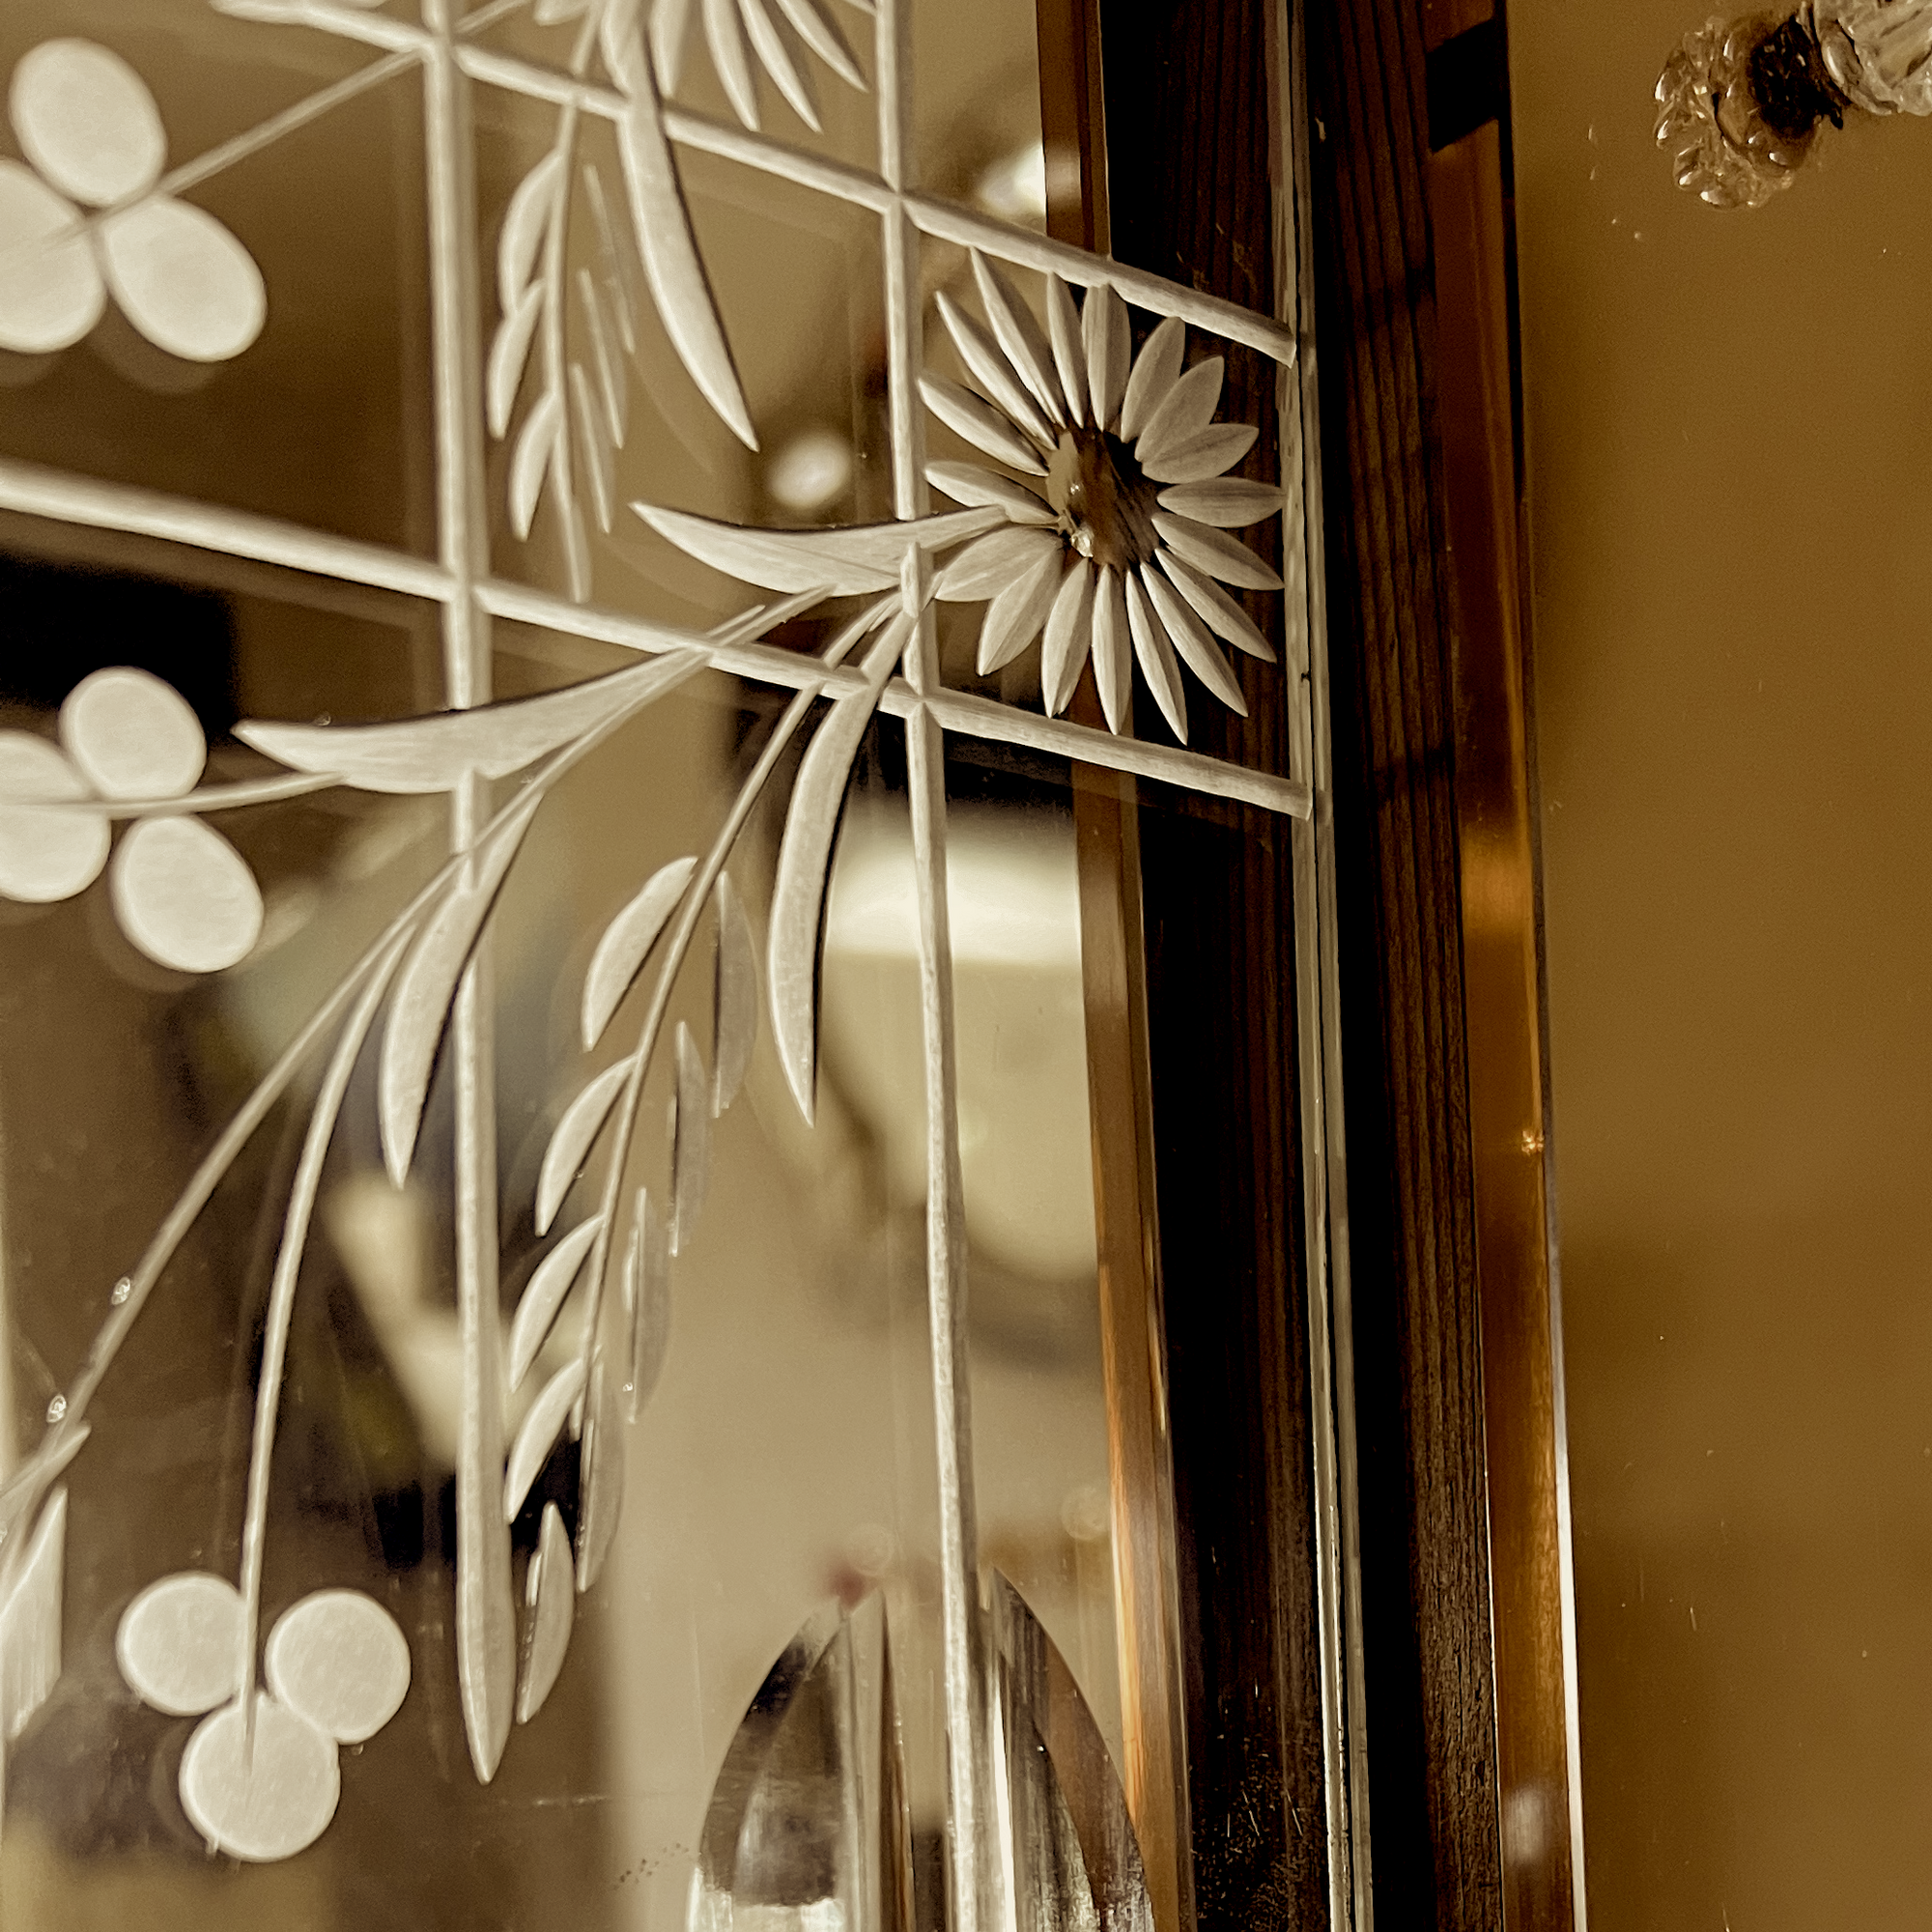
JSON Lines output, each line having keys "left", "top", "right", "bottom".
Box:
{"left": 0, "top": 667, "right": 266, "bottom": 972}
{"left": 0, "top": 40, "right": 265, "bottom": 360}
{"left": 0, "top": 0, "right": 1359, "bottom": 1916}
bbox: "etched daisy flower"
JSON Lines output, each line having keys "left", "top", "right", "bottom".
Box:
{"left": 922, "top": 253, "right": 1283, "bottom": 744}
{"left": 0, "top": 40, "right": 266, "bottom": 361}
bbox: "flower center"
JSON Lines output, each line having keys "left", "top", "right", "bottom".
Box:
{"left": 1046, "top": 427, "right": 1159, "bottom": 573}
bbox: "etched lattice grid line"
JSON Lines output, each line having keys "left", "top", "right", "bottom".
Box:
{"left": 0, "top": 0, "right": 1359, "bottom": 1924}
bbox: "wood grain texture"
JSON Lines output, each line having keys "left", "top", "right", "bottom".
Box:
{"left": 1300, "top": 0, "right": 1509, "bottom": 1924}
{"left": 1096, "top": 7, "right": 1323, "bottom": 1931}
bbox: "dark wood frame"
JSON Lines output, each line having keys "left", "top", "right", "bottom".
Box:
{"left": 1069, "top": 2, "right": 1586, "bottom": 1928}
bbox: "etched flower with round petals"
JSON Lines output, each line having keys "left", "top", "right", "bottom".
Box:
{"left": 0, "top": 39, "right": 266, "bottom": 361}
{"left": 921, "top": 253, "right": 1284, "bottom": 744}
{"left": 0, "top": 668, "right": 265, "bottom": 975}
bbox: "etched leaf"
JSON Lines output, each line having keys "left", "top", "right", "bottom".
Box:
{"left": 575, "top": 1348, "right": 626, "bottom": 1592}
{"left": 650, "top": 0, "right": 696, "bottom": 91}
{"left": 577, "top": 268, "right": 628, "bottom": 443}
{"left": 498, "top": 151, "right": 562, "bottom": 315}
{"left": 537, "top": 1062, "right": 632, "bottom": 1236}
{"left": 508, "top": 1215, "right": 604, "bottom": 1393}
{"left": 379, "top": 792, "right": 543, "bottom": 1186}
{"left": 239, "top": 647, "right": 705, "bottom": 795}
{"left": 517, "top": 1501, "right": 575, "bottom": 1724}
{"left": 633, "top": 501, "right": 1002, "bottom": 595}
{"left": 625, "top": 1187, "right": 671, "bottom": 1422}
{"left": 741, "top": 0, "right": 821, "bottom": 132}
{"left": 0, "top": 1486, "right": 66, "bottom": 1742}
{"left": 582, "top": 854, "right": 697, "bottom": 1049}
{"left": 504, "top": 1358, "right": 588, "bottom": 1523}
{"left": 767, "top": 613, "right": 908, "bottom": 1122}
{"left": 487, "top": 283, "right": 544, "bottom": 440}
{"left": 511, "top": 388, "right": 564, "bottom": 540}
{"left": 670, "top": 1020, "right": 712, "bottom": 1255}
{"left": 712, "top": 872, "right": 756, "bottom": 1115}
{"left": 600, "top": 8, "right": 757, "bottom": 449}
{"left": 571, "top": 360, "right": 615, "bottom": 533}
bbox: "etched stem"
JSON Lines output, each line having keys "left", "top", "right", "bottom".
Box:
{"left": 874, "top": 1, "right": 995, "bottom": 1925}
{"left": 424, "top": 0, "right": 518, "bottom": 1783}
{"left": 572, "top": 598, "right": 896, "bottom": 1382}
{"left": 235, "top": 926, "right": 412, "bottom": 1739}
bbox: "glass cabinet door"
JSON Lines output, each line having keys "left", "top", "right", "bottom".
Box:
{"left": 0, "top": 4, "right": 1357, "bottom": 1928}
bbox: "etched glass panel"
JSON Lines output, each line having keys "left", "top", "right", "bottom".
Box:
{"left": 0, "top": 0, "right": 1334, "bottom": 1925}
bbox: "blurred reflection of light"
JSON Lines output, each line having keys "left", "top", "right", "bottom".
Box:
{"left": 974, "top": 139, "right": 1047, "bottom": 222}
{"left": 1060, "top": 1483, "right": 1110, "bottom": 1545}
{"left": 821, "top": 802, "right": 1098, "bottom": 1284}
{"left": 767, "top": 426, "right": 853, "bottom": 512}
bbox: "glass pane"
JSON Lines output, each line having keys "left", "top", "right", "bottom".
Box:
{"left": 0, "top": 0, "right": 1313, "bottom": 1923}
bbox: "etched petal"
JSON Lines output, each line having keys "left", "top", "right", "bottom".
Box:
{"left": 741, "top": 0, "right": 821, "bottom": 131}
{"left": 1081, "top": 283, "right": 1130, "bottom": 432}
{"left": 11, "top": 40, "right": 164, "bottom": 207}
{"left": 1119, "top": 315, "right": 1185, "bottom": 443}
{"left": 1124, "top": 568, "right": 1186, "bottom": 742}
{"left": 110, "top": 816, "right": 263, "bottom": 975}
{"left": 1045, "top": 274, "right": 1088, "bottom": 427}
{"left": 970, "top": 251, "right": 1066, "bottom": 425}
{"left": 100, "top": 197, "right": 266, "bottom": 363}
{"left": 0, "top": 160, "right": 101, "bottom": 354}
{"left": 1151, "top": 512, "right": 1283, "bottom": 591}
{"left": 1141, "top": 562, "right": 1247, "bottom": 715}
{"left": 179, "top": 1695, "right": 339, "bottom": 1864}
{"left": 920, "top": 373, "right": 1048, "bottom": 474}
{"left": 1157, "top": 549, "right": 1276, "bottom": 661}
{"left": 772, "top": 0, "right": 867, "bottom": 86}
{"left": 934, "top": 524, "right": 1060, "bottom": 602}
{"left": 265, "top": 1590, "right": 411, "bottom": 1746}
{"left": 0, "top": 733, "right": 106, "bottom": 903}
{"left": 1155, "top": 477, "right": 1285, "bottom": 528}
{"left": 60, "top": 665, "right": 204, "bottom": 800}
{"left": 1140, "top": 420, "right": 1257, "bottom": 485}
{"left": 924, "top": 460, "right": 1055, "bottom": 525}
{"left": 976, "top": 545, "right": 1065, "bottom": 675}
{"left": 1086, "top": 566, "right": 1129, "bottom": 734}
{"left": 934, "top": 291, "right": 1054, "bottom": 448}
{"left": 1040, "top": 560, "right": 1096, "bottom": 717}
{"left": 1133, "top": 356, "right": 1223, "bottom": 469}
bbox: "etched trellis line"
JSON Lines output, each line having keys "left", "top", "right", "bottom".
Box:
{"left": 0, "top": 0, "right": 1328, "bottom": 1918}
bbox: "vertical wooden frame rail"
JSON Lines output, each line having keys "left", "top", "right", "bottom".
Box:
{"left": 1086, "top": 2, "right": 1370, "bottom": 1928}
{"left": 1301, "top": 0, "right": 1587, "bottom": 1923}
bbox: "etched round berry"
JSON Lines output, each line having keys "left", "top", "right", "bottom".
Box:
{"left": 60, "top": 667, "right": 205, "bottom": 801}
{"left": 0, "top": 731, "right": 107, "bottom": 902}
{"left": 110, "top": 816, "right": 263, "bottom": 974}
{"left": 9, "top": 40, "right": 165, "bottom": 207}
{"left": 265, "top": 1590, "right": 411, "bottom": 1745}
{"left": 179, "top": 1693, "right": 340, "bottom": 1861}
{"left": 116, "top": 1570, "right": 243, "bottom": 1717}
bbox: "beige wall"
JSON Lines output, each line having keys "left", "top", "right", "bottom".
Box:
{"left": 1512, "top": 7, "right": 1932, "bottom": 1927}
